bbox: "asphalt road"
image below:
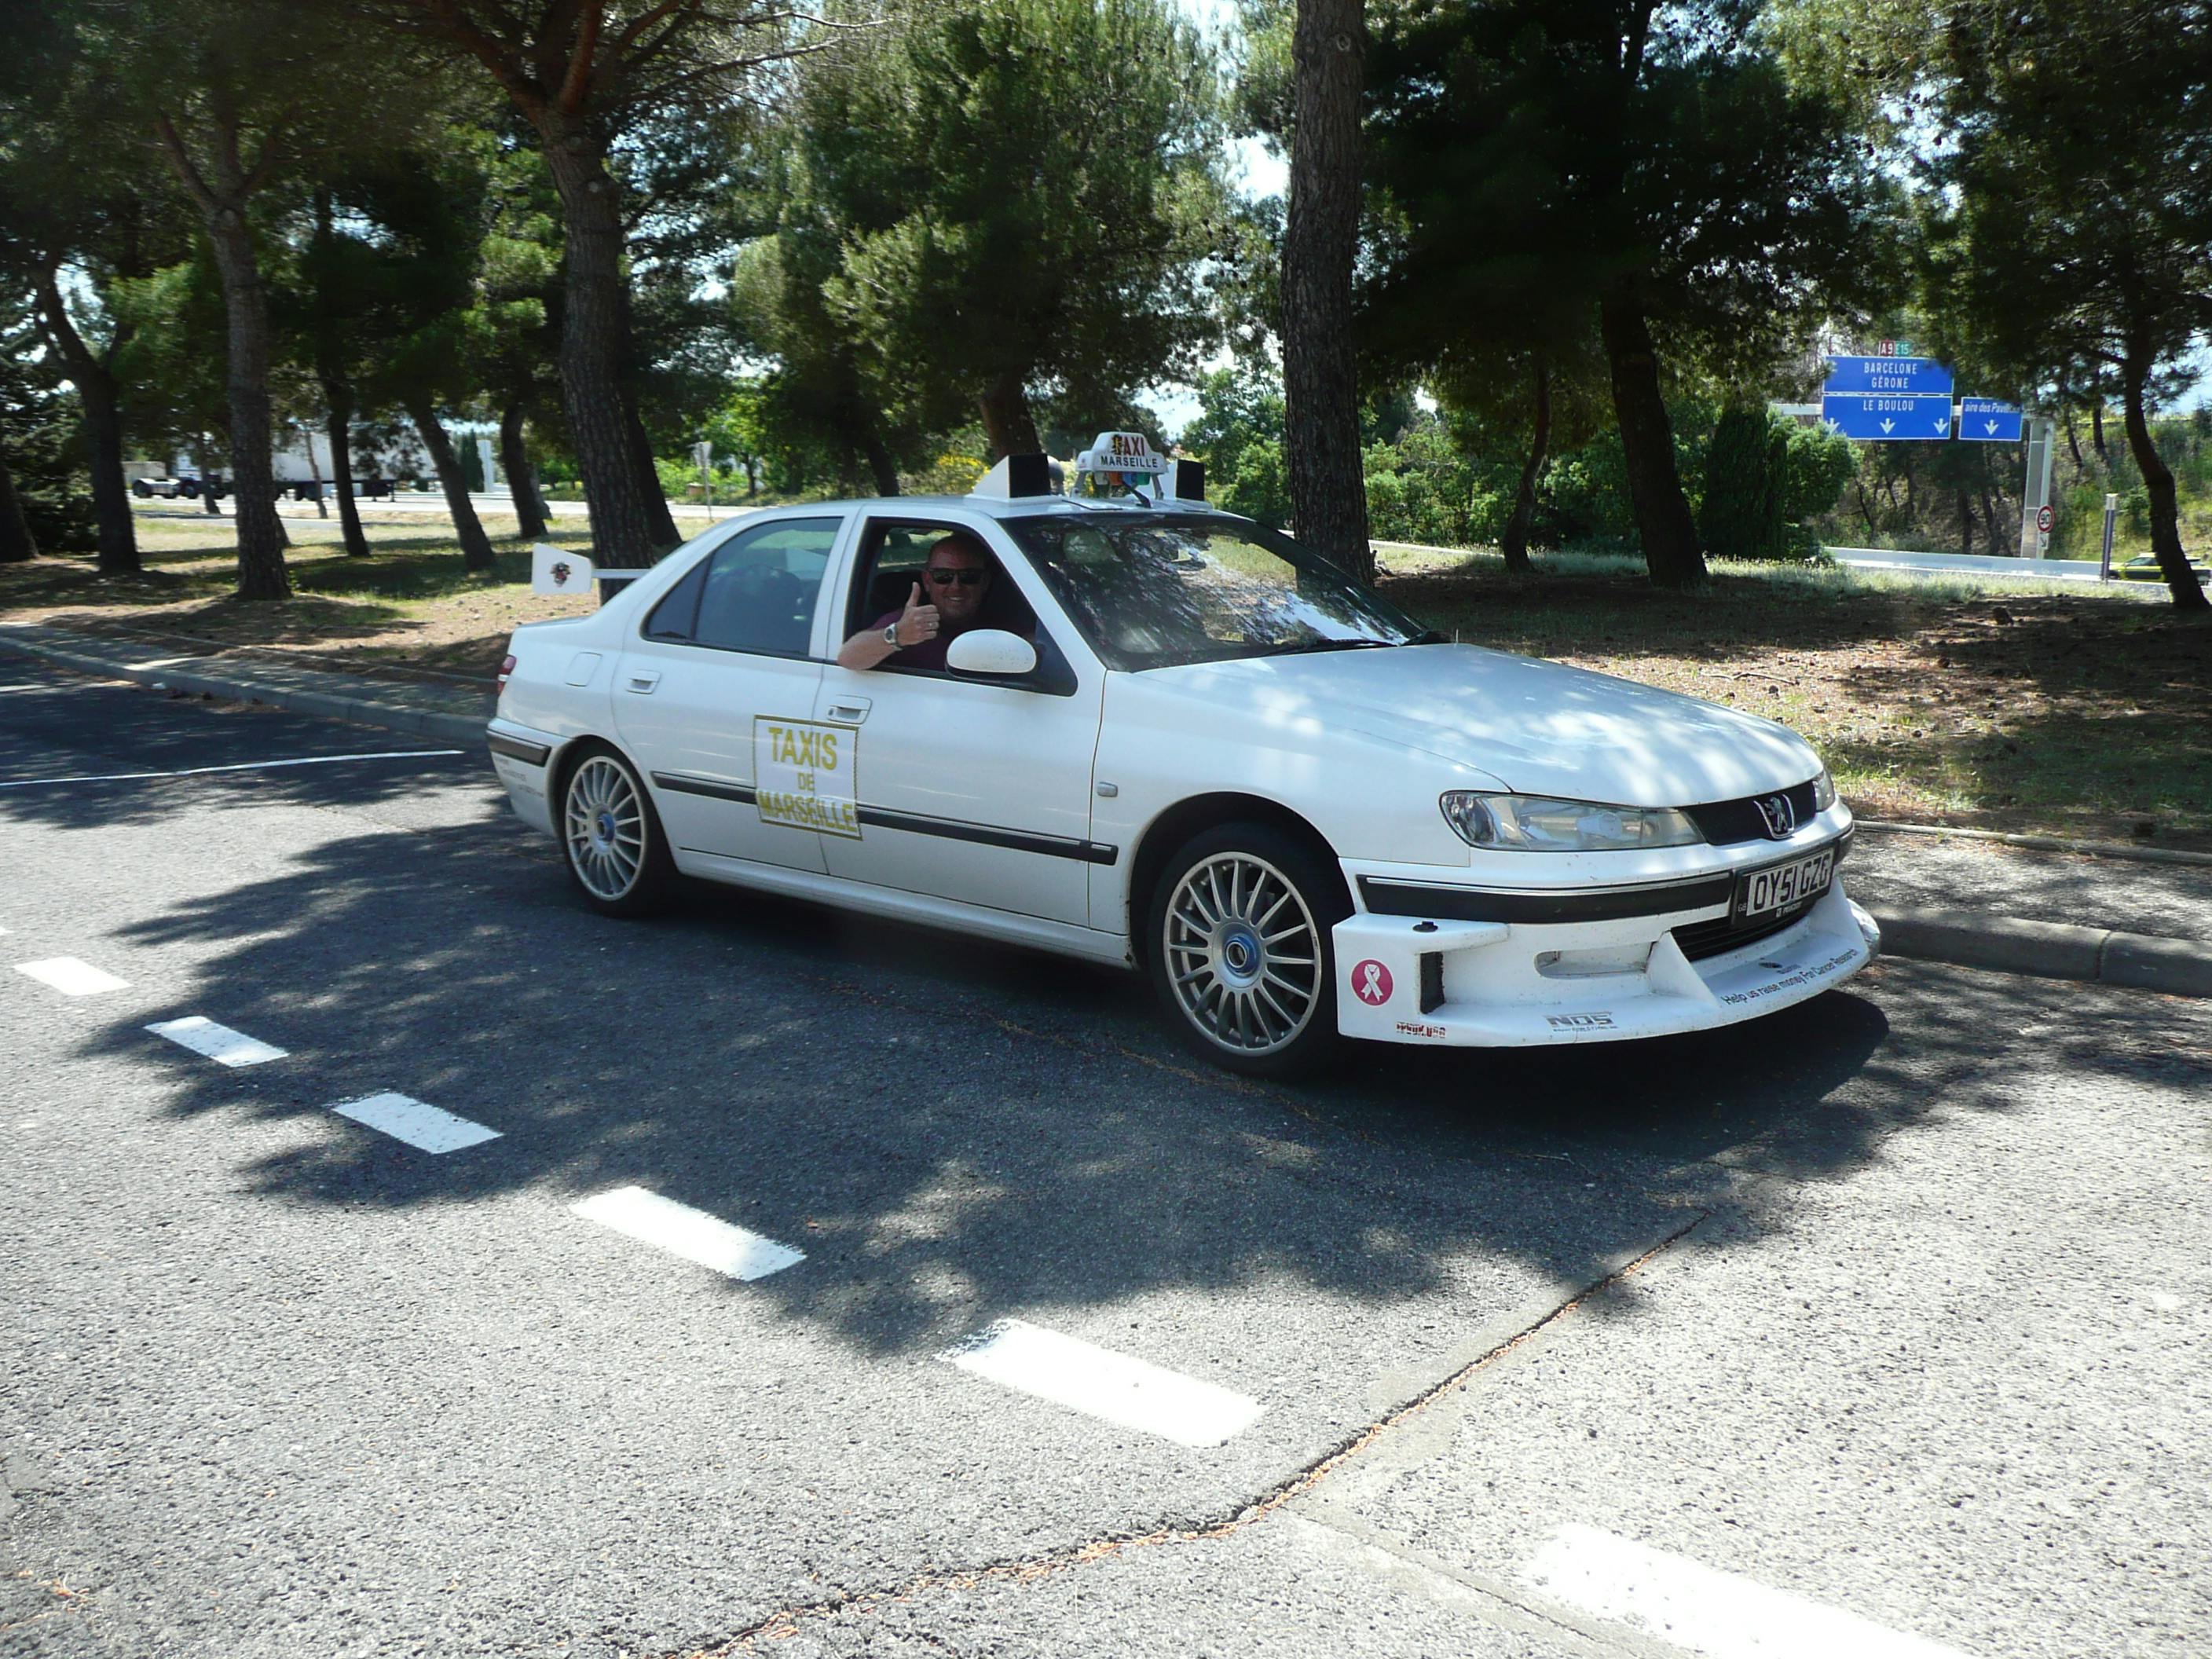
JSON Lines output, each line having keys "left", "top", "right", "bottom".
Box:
{"left": 2, "top": 665, "right": 2205, "bottom": 1659}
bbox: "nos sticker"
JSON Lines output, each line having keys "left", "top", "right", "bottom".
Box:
{"left": 754, "top": 716, "right": 860, "bottom": 839}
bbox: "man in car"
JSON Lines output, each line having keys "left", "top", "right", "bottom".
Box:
{"left": 837, "top": 533, "right": 1009, "bottom": 670}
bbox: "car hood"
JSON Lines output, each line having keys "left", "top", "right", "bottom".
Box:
{"left": 1143, "top": 644, "right": 1822, "bottom": 807}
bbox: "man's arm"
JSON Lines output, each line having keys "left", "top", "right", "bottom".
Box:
{"left": 837, "top": 582, "right": 939, "bottom": 668}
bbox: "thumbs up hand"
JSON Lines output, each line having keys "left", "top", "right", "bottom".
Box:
{"left": 895, "top": 580, "right": 940, "bottom": 646}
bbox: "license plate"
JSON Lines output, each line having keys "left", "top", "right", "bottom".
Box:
{"left": 1735, "top": 847, "right": 1836, "bottom": 920}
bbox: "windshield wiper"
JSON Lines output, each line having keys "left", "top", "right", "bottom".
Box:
{"left": 1262, "top": 638, "right": 1401, "bottom": 656}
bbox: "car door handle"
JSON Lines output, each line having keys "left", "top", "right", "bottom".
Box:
{"left": 624, "top": 669, "right": 662, "bottom": 694}
{"left": 826, "top": 698, "right": 871, "bottom": 723}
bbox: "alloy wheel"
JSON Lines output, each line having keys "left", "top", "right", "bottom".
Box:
{"left": 1162, "top": 851, "right": 1322, "bottom": 1056}
{"left": 564, "top": 756, "right": 647, "bottom": 902}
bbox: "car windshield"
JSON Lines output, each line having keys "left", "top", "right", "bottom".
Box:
{"left": 1002, "top": 515, "right": 1426, "bottom": 670}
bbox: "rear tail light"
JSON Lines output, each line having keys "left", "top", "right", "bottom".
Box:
{"left": 497, "top": 654, "right": 516, "bottom": 694}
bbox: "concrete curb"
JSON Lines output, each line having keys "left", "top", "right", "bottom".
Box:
{"left": 0, "top": 630, "right": 489, "bottom": 749}
{"left": 9, "top": 628, "right": 2210, "bottom": 1002}
{"left": 1867, "top": 906, "right": 2212, "bottom": 998}
{"left": 1855, "top": 818, "right": 2212, "bottom": 870}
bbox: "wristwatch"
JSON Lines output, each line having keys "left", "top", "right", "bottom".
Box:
{"left": 883, "top": 622, "right": 899, "bottom": 646}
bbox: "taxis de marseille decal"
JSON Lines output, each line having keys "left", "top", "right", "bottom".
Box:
{"left": 754, "top": 716, "right": 860, "bottom": 839}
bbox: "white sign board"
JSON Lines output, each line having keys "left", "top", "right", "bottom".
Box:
{"left": 1075, "top": 431, "right": 1169, "bottom": 476}
{"left": 753, "top": 716, "right": 859, "bottom": 839}
{"left": 531, "top": 543, "right": 595, "bottom": 595}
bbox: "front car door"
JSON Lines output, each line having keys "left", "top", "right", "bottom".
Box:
{"left": 811, "top": 513, "right": 1109, "bottom": 928}
{"left": 612, "top": 513, "right": 849, "bottom": 872}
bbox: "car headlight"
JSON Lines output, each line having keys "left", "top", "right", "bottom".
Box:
{"left": 1439, "top": 792, "right": 1705, "bottom": 851}
{"left": 1811, "top": 767, "right": 1836, "bottom": 811}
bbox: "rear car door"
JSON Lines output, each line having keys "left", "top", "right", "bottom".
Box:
{"left": 810, "top": 515, "right": 1108, "bottom": 928}
{"left": 612, "top": 514, "right": 848, "bottom": 872}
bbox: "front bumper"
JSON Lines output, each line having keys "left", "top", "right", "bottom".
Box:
{"left": 1331, "top": 856, "right": 1879, "bottom": 1048}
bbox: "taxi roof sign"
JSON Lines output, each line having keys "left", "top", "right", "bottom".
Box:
{"left": 1075, "top": 431, "right": 1170, "bottom": 477}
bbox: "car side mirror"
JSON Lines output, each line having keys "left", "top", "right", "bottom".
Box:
{"left": 944, "top": 628, "right": 1038, "bottom": 678}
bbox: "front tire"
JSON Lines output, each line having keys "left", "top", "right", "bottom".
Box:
{"left": 1146, "top": 822, "right": 1350, "bottom": 1079}
{"left": 560, "top": 744, "right": 676, "bottom": 917}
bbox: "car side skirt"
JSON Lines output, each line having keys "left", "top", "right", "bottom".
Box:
{"left": 672, "top": 846, "right": 1136, "bottom": 968}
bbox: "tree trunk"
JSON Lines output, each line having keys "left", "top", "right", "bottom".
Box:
{"left": 405, "top": 395, "right": 499, "bottom": 573}
{"left": 1282, "top": 0, "right": 1372, "bottom": 580}
{"left": 1499, "top": 357, "right": 1549, "bottom": 574}
{"left": 1959, "top": 489, "right": 1974, "bottom": 555}
{"left": 538, "top": 128, "right": 662, "bottom": 569}
{"left": 0, "top": 442, "right": 37, "bottom": 562}
{"left": 862, "top": 429, "right": 901, "bottom": 496}
{"left": 321, "top": 382, "right": 372, "bottom": 556}
{"left": 1599, "top": 291, "right": 1704, "bottom": 586}
{"left": 2091, "top": 401, "right": 2108, "bottom": 461}
{"left": 2062, "top": 409, "right": 2086, "bottom": 473}
{"left": 34, "top": 268, "right": 139, "bottom": 576}
{"left": 976, "top": 369, "right": 1041, "bottom": 460}
{"left": 500, "top": 401, "right": 550, "bottom": 540}
{"left": 200, "top": 435, "right": 222, "bottom": 515}
{"left": 621, "top": 391, "right": 681, "bottom": 548}
{"left": 2121, "top": 350, "right": 2210, "bottom": 613}
{"left": 204, "top": 218, "right": 289, "bottom": 599}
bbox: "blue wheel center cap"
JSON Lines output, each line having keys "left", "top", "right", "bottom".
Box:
{"left": 596, "top": 811, "right": 615, "bottom": 841}
{"left": 1220, "top": 926, "right": 1261, "bottom": 983}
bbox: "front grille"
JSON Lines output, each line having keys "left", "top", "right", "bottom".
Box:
{"left": 1683, "top": 780, "right": 1819, "bottom": 846}
{"left": 1671, "top": 895, "right": 1820, "bottom": 961}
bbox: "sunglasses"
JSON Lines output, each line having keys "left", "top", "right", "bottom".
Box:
{"left": 926, "top": 568, "right": 987, "bottom": 587}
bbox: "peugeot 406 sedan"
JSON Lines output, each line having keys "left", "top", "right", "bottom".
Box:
{"left": 488, "top": 471, "right": 1877, "bottom": 1075}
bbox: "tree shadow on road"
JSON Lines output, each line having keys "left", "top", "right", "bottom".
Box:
{"left": 42, "top": 792, "right": 2166, "bottom": 1379}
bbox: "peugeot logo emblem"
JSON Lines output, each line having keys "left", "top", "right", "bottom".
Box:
{"left": 1755, "top": 793, "right": 1797, "bottom": 838}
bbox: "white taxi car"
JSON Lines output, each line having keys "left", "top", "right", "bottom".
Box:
{"left": 488, "top": 437, "right": 1877, "bottom": 1076}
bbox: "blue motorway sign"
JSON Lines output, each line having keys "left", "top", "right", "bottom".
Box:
{"left": 1822, "top": 355, "right": 1955, "bottom": 397}
{"left": 1957, "top": 397, "right": 2024, "bottom": 442}
{"left": 1821, "top": 394, "right": 1954, "bottom": 441}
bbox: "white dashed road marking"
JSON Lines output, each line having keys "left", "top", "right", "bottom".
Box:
{"left": 1522, "top": 1523, "right": 1981, "bottom": 1659}
{"left": 15, "top": 958, "right": 130, "bottom": 997}
{"left": 939, "top": 1318, "right": 1264, "bottom": 1448}
{"left": 146, "top": 1016, "right": 287, "bottom": 1068}
{"left": 570, "top": 1185, "right": 805, "bottom": 1282}
{"left": 331, "top": 1092, "right": 502, "bottom": 1154}
{"left": 0, "top": 749, "right": 463, "bottom": 790}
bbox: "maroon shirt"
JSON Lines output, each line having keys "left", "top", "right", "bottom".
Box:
{"left": 866, "top": 608, "right": 1031, "bottom": 671}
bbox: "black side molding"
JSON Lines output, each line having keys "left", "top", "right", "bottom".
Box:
{"left": 1361, "top": 873, "right": 1735, "bottom": 925}
{"left": 652, "top": 772, "right": 757, "bottom": 804}
{"left": 649, "top": 774, "right": 1117, "bottom": 866}
{"left": 855, "top": 804, "right": 1118, "bottom": 866}
{"left": 1361, "top": 831, "right": 1849, "bottom": 926}
{"left": 488, "top": 732, "right": 551, "bottom": 766}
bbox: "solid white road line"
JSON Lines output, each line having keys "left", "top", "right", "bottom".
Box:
{"left": 939, "top": 1319, "right": 1264, "bottom": 1448}
{"left": 569, "top": 1185, "right": 805, "bottom": 1282}
{"left": 0, "top": 750, "right": 463, "bottom": 790}
{"left": 330, "top": 1092, "right": 501, "bottom": 1154}
{"left": 146, "top": 1016, "right": 287, "bottom": 1068}
{"left": 1523, "top": 1523, "right": 1981, "bottom": 1659}
{"left": 15, "top": 958, "right": 130, "bottom": 997}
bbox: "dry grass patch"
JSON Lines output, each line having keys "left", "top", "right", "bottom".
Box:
{"left": 1378, "top": 547, "right": 2211, "bottom": 848}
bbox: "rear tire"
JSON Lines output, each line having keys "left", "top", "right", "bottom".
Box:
{"left": 559, "top": 742, "right": 676, "bottom": 917}
{"left": 1145, "top": 821, "right": 1350, "bottom": 1079}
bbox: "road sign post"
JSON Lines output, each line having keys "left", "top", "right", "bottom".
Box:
{"left": 693, "top": 440, "right": 713, "bottom": 510}
{"left": 2100, "top": 493, "right": 2119, "bottom": 579}
{"left": 2016, "top": 419, "right": 2056, "bottom": 559}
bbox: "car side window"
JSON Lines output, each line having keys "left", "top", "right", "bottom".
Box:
{"left": 644, "top": 558, "right": 709, "bottom": 640}
{"left": 647, "top": 518, "right": 841, "bottom": 655}
{"left": 847, "top": 521, "right": 1040, "bottom": 639}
